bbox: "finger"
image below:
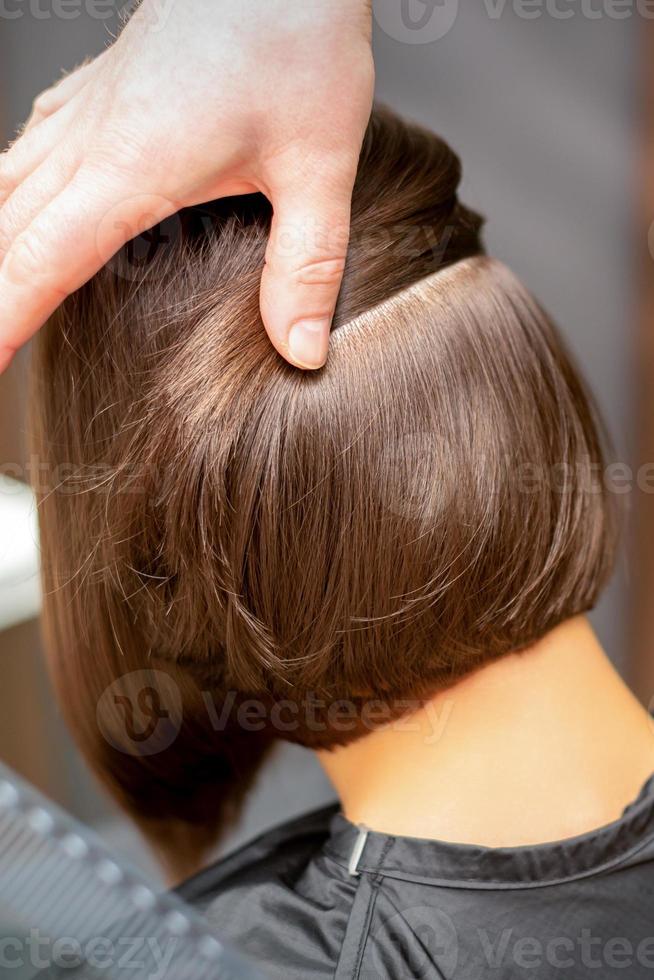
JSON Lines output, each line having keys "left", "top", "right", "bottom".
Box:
{"left": 0, "top": 98, "right": 78, "bottom": 210}
{"left": 22, "top": 58, "right": 99, "bottom": 134}
{"left": 260, "top": 175, "right": 354, "bottom": 370}
{"left": 0, "top": 168, "right": 177, "bottom": 369}
{"left": 0, "top": 143, "right": 81, "bottom": 262}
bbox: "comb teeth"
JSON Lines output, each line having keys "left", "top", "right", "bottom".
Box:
{"left": 0, "top": 763, "right": 264, "bottom": 980}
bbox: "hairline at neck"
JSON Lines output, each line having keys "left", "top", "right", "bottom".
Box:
{"left": 317, "top": 615, "right": 654, "bottom": 847}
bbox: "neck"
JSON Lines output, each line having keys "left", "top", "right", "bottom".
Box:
{"left": 318, "top": 616, "right": 654, "bottom": 846}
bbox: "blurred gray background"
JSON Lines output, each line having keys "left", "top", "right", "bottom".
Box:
{"left": 0, "top": 3, "right": 640, "bottom": 875}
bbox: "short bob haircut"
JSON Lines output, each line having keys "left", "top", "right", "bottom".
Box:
{"left": 31, "top": 107, "right": 617, "bottom": 876}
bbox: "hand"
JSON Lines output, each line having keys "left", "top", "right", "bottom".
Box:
{"left": 0, "top": 0, "right": 374, "bottom": 372}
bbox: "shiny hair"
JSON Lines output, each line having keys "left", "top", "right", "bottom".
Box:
{"left": 30, "top": 108, "right": 617, "bottom": 877}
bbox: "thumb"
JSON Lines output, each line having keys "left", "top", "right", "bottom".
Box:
{"left": 260, "top": 180, "right": 353, "bottom": 370}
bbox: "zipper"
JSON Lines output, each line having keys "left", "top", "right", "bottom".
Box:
{"left": 348, "top": 824, "right": 370, "bottom": 877}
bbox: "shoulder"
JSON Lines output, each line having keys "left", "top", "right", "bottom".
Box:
{"left": 177, "top": 803, "right": 340, "bottom": 905}
{"left": 176, "top": 805, "right": 355, "bottom": 979}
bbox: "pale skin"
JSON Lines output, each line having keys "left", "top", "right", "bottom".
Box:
{"left": 0, "top": 0, "right": 375, "bottom": 374}
{"left": 319, "top": 616, "right": 654, "bottom": 846}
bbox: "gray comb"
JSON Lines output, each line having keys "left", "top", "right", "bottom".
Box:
{"left": 0, "top": 761, "right": 266, "bottom": 980}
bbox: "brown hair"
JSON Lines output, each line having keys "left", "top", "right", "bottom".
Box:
{"left": 30, "top": 107, "right": 617, "bottom": 877}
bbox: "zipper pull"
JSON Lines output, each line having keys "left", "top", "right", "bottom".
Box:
{"left": 348, "top": 824, "right": 369, "bottom": 877}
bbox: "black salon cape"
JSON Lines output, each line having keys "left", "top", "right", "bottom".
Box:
{"left": 177, "top": 775, "right": 654, "bottom": 979}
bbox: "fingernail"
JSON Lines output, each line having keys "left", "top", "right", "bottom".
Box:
{"left": 0, "top": 347, "right": 15, "bottom": 375}
{"left": 287, "top": 318, "right": 331, "bottom": 370}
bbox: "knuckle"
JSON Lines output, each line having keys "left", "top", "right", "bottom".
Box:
{"left": 294, "top": 254, "right": 347, "bottom": 288}
{"left": 31, "top": 90, "right": 54, "bottom": 120}
{"left": 5, "top": 231, "right": 49, "bottom": 284}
